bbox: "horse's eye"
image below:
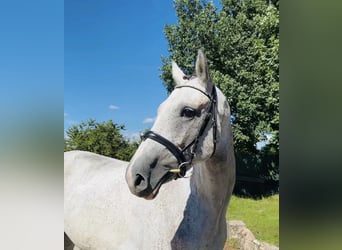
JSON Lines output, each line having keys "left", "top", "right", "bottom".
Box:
{"left": 181, "top": 107, "right": 196, "bottom": 118}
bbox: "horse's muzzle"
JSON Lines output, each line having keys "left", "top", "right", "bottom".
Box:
{"left": 126, "top": 159, "right": 174, "bottom": 200}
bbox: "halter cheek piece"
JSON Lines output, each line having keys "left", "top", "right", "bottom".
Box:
{"left": 141, "top": 84, "right": 218, "bottom": 179}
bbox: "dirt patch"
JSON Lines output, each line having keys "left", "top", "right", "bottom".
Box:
{"left": 226, "top": 220, "right": 279, "bottom": 250}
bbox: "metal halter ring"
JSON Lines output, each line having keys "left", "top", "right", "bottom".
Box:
{"left": 169, "top": 161, "right": 191, "bottom": 177}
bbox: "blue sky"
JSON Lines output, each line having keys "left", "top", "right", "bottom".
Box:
{"left": 65, "top": 1, "right": 176, "bottom": 140}
{"left": 64, "top": 1, "right": 221, "bottom": 140}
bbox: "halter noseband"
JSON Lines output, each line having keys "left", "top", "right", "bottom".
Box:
{"left": 141, "top": 84, "right": 218, "bottom": 179}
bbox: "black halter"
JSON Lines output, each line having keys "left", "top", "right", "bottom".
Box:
{"left": 141, "top": 84, "right": 218, "bottom": 178}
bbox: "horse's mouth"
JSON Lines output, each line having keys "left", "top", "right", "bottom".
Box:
{"left": 144, "top": 172, "right": 174, "bottom": 200}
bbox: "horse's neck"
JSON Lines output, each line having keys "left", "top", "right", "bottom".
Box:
{"left": 190, "top": 157, "right": 231, "bottom": 217}
{"left": 171, "top": 158, "right": 232, "bottom": 249}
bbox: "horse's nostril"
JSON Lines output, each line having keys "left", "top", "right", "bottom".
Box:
{"left": 134, "top": 174, "right": 145, "bottom": 187}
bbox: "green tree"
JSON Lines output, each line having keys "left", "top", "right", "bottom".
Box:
{"left": 64, "top": 119, "right": 138, "bottom": 161}
{"left": 160, "top": 0, "right": 279, "bottom": 182}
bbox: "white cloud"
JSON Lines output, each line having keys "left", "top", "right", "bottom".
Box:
{"left": 143, "top": 117, "right": 156, "bottom": 124}
{"left": 64, "top": 112, "right": 68, "bottom": 117}
{"left": 109, "top": 105, "right": 119, "bottom": 110}
{"left": 66, "top": 120, "right": 77, "bottom": 125}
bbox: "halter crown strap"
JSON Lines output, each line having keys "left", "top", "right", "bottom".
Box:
{"left": 175, "top": 85, "right": 212, "bottom": 100}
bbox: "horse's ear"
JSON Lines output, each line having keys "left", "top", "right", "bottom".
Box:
{"left": 195, "top": 49, "right": 210, "bottom": 86}
{"left": 172, "top": 60, "right": 186, "bottom": 86}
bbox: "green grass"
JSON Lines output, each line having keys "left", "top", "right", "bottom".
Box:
{"left": 226, "top": 195, "right": 279, "bottom": 246}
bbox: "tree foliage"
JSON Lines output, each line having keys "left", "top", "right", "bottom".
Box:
{"left": 64, "top": 119, "right": 138, "bottom": 161}
{"left": 160, "top": 0, "right": 279, "bottom": 182}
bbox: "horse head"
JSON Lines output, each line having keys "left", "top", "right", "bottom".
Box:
{"left": 126, "top": 49, "right": 222, "bottom": 199}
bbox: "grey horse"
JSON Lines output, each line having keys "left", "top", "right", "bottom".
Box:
{"left": 64, "top": 49, "right": 235, "bottom": 249}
